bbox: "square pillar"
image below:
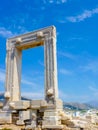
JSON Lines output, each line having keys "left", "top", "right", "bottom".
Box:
{"left": 4, "top": 44, "right": 21, "bottom": 102}
{"left": 44, "top": 27, "right": 58, "bottom": 102}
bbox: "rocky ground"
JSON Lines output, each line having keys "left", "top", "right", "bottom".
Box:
{"left": 0, "top": 111, "right": 98, "bottom": 130}
{"left": 0, "top": 124, "right": 98, "bottom": 130}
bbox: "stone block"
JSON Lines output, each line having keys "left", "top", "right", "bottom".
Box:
{"left": 42, "top": 124, "right": 63, "bottom": 129}
{"left": 31, "top": 120, "right": 36, "bottom": 128}
{"left": 40, "top": 100, "right": 47, "bottom": 108}
{"left": 25, "top": 125, "right": 32, "bottom": 130}
{"left": 16, "top": 110, "right": 31, "bottom": 126}
{"left": 19, "top": 110, "right": 31, "bottom": 121}
{"left": 42, "top": 108, "right": 63, "bottom": 128}
{"left": 42, "top": 119, "right": 58, "bottom": 126}
{"left": 0, "top": 111, "right": 12, "bottom": 124}
{"left": 31, "top": 100, "right": 41, "bottom": 109}
{"left": 16, "top": 120, "right": 25, "bottom": 125}
{"left": 44, "top": 111, "right": 58, "bottom": 117}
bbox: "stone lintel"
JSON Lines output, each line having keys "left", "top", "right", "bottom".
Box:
{"left": 7, "top": 26, "right": 56, "bottom": 50}
{"left": 9, "top": 100, "right": 30, "bottom": 110}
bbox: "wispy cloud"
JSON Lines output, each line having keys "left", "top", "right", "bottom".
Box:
{"left": 89, "top": 86, "right": 98, "bottom": 97}
{"left": 67, "top": 8, "right": 98, "bottom": 22}
{"left": 21, "top": 79, "right": 37, "bottom": 86}
{"left": 59, "top": 68, "right": 72, "bottom": 75}
{"left": 0, "top": 27, "right": 15, "bottom": 38}
{"left": 58, "top": 51, "right": 75, "bottom": 60}
{"left": 21, "top": 91, "right": 44, "bottom": 99}
{"left": 0, "top": 68, "right": 5, "bottom": 83}
{"left": 59, "top": 90, "right": 90, "bottom": 102}
{"left": 67, "top": 36, "right": 84, "bottom": 42}
{"left": 21, "top": 73, "right": 43, "bottom": 88}
{"left": 0, "top": 67, "right": 40, "bottom": 87}
{"left": 58, "top": 20, "right": 66, "bottom": 23}
{"left": 59, "top": 90, "right": 69, "bottom": 99}
{"left": 89, "top": 86, "right": 98, "bottom": 92}
{"left": 0, "top": 68, "right": 38, "bottom": 87}
{"left": 38, "top": 60, "right": 44, "bottom": 67}
{"left": 56, "top": 0, "right": 67, "bottom": 4}
{"left": 49, "top": 0, "right": 54, "bottom": 3}
{"left": 80, "top": 60, "right": 98, "bottom": 74}
{"left": 44, "top": 0, "right": 67, "bottom": 4}
{"left": 22, "top": 90, "right": 90, "bottom": 102}
{"left": 0, "top": 68, "right": 44, "bottom": 98}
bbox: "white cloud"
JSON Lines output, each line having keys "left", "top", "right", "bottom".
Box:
{"left": 0, "top": 24, "right": 28, "bottom": 38}
{"left": 67, "top": 8, "right": 98, "bottom": 22}
{"left": 59, "top": 68, "right": 72, "bottom": 75}
{"left": 0, "top": 27, "right": 14, "bottom": 38}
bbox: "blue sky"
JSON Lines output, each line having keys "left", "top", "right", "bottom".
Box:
{"left": 0, "top": 0, "right": 98, "bottom": 102}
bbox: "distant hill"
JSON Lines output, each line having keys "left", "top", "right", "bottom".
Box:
{"left": 0, "top": 93, "right": 5, "bottom": 101}
{"left": 63, "top": 102, "right": 94, "bottom": 110}
{"left": 87, "top": 100, "right": 98, "bottom": 109}
{"left": 0, "top": 93, "right": 30, "bottom": 101}
{"left": 0, "top": 93, "right": 30, "bottom": 108}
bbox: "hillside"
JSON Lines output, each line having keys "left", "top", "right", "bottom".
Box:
{"left": 87, "top": 100, "right": 98, "bottom": 109}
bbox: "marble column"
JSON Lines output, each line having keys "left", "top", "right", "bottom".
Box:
{"left": 12, "top": 48, "right": 22, "bottom": 101}
{"left": 5, "top": 44, "right": 14, "bottom": 101}
{"left": 44, "top": 30, "right": 58, "bottom": 102}
{"left": 5, "top": 43, "right": 21, "bottom": 102}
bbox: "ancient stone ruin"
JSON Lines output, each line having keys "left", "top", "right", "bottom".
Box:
{"left": 0, "top": 26, "right": 66, "bottom": 129}
{"left": 0, "top": 26, "right": 98, "bottom": 130}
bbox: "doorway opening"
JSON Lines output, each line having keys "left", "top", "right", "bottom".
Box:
{"left": 21, "top": 46, "right": 44, "bottom": 100}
